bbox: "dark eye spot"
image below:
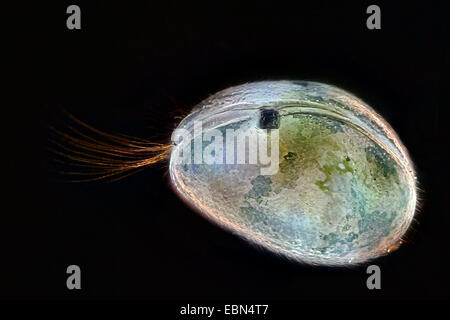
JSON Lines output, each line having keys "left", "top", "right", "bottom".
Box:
{"left": 259, "top": 108, "right": 280, "bottom": 129}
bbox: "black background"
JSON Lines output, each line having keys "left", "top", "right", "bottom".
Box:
{"left": 3, "top": 1, "right": 449, "bottom": 301}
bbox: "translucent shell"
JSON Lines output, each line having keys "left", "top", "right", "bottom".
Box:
{"left": 169, "top": 81, "right": 417, "bottom": 266}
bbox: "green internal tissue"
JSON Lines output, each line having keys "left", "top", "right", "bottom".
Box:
{"left": 237, "top": 113, "right": 407, "bottom": 256}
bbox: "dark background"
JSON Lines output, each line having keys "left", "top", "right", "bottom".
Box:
{"left": 3, "top": 1, "right": 449, "bottom": 300}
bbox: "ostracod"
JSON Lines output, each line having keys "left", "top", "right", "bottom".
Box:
{"left": 169, "top": 81, "right": 417, "bottom": 266}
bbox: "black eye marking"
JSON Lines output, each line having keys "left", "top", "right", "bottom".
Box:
{"left": 259, "top": 108, "right": 280, "bottom": 129}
